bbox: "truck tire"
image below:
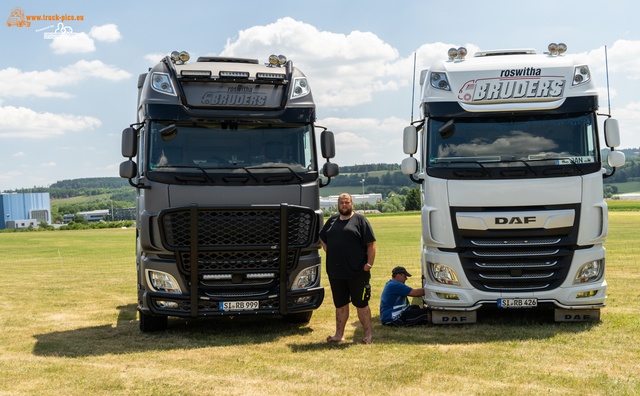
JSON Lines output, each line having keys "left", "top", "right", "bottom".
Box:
{"left": 282, "top": 311, "right": 313, "bottom": 324}
{"left": 139, "top": 311, "right": 168, "bottom": 332}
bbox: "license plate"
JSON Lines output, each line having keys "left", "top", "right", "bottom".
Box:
{"left": 220, "top": 301, "right": 259, "bottom": 311}
{"left": 498, "top": 298, "right": 537, "bottom": 308}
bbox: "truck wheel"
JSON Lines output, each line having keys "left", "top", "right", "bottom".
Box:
{"left": 139, "top": 311, "right": 168, "bottom": 332}
{"left": 282, "top": 311, "right": 313, "bottom": 324}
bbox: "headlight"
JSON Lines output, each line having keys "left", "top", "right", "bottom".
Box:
{"left": 291, "top": 77, "right": 310, "bottom": 99}
{"left": 430, "top": 72, "right": 451, "bottom": 91}
{"left": 574, "top": 260, "right": 603, "bottom": 284}
{"left": 292, "top": 266, "right": 318, "bottom": 290}
{"left": 429, "top": 263, "right": 461, "bottom": 286}
{"left": 147, "top": 270, "right": 182, "bottom": 293}
{"left": 150, "top": 72, "right": 176, "bottom": 96}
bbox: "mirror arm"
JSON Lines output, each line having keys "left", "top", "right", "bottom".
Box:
{"left": 603, "top": 167, "right": 616, "bottom": 179}
{"left": 409, "top": 174, "right": 422, "bottom": 184}
{"left": 319, "top": 176, "right": 332, "bottom": 188}
{"left": 129, "top": 178, "right": 151, "bottom": 189}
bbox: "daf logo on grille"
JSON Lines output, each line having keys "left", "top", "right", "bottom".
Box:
{"left": 495, "top": 216, "right": 536, "bottom": 225}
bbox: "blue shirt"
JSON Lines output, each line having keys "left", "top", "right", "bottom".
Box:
{"left": 379, "top": 280, "right": 413, "bottom": 323}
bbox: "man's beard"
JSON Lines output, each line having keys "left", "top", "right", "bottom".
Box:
{"left": 338, "top": 206, "right": 352, "bottom": 216}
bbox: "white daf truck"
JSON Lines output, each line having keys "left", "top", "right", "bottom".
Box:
{"left": 401, "top": 44, "right": 625, "bottom": 323}
{"left": 120, "top": 51, "right": 339, "bottom": 331}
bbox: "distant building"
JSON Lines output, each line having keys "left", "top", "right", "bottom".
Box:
{"left": 617, "top": 193, "right": 640, "bottom": 200}
{"left": 320, "top": 194, "right": 382, "bottom": 210}
{"left": 0, "top": 193, "right": 51, "bottom": 230}
{"left": 63, "top": 209, "right": 110, "bottom": 224}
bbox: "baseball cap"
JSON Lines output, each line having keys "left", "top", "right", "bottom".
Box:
{"left": 392, "top": 266, "right": 412, "bottom": 277}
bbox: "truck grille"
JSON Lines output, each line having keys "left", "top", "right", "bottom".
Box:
{"left": 161, "top": 208, "right": 314, "bottom": 248}
{"left": 180, "top": 250, "right": 296, "bottom": 272}
{"left": 452, "top": 205, "right": 579, "bottom": 293}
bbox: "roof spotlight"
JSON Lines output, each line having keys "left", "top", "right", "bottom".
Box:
{"left": 448, "top": 48, "right": 458, "bottom": 60}
{"left": 179, "top": 51, "right": 190, "bottom": 62}
{"left": 171, "top": 51, "right": 180, "bottom": 62}
{"left": 278, "top": 55, "right": 287, "bottom": 65}
{"left": 548, "top": 43, "right": 558, "bottom": 54}
{"left": 457, "top": 47, "right": 468, "bottom": 59}
{"left": 557, "top": 43, "right": 567, "bottom": 54}
{"left": 268, "top": 54, "right": 279, "bottom": 65}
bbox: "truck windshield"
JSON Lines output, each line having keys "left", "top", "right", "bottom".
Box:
{"left": 427, "top": 113, "right": 598, "bottom": 168}
{"left": 147, "top": 122, "right": 317, "bottom": 174}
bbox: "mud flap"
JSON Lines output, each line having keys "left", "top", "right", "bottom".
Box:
{"left": 432, "top": 310, "right": 477, "bottom": 324}
{"left": 554, "top": 309, "right": 600, "bottom": 322}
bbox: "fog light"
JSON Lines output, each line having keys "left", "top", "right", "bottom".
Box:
{"left": 436, "top": 293, "right": 460, "bottom": 300}
{"left": 156, "top": 300, "right": 179, "bottom": 309}
{"left": 147, "top": 270, "right": 182, "bottom": 293}
{"left": 429, "top": 263, "right": 461, "bottom": 286}
{"left": 576, "top": 290, "right": 598, "bottom": 298}
{"left": 296, "top": 296, "right": 312, "bottom": 304}
{"left": 574, "top": 260, "right": 603, "bottom": 284}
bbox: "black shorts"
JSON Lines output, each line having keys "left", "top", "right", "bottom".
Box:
{"left": 384, "top": 305, "right": 431, "bottom": 327}
{"left": 328, "top": 271, "right": 371, "bottom": 308}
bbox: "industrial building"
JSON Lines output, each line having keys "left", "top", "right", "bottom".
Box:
{"left": 0, "top": 193, "right": 51, "bottom": 230}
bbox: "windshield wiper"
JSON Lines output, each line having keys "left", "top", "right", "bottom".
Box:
{"left": 211, "top": 166, "right": 259, "bottom": 183}
{"left": 152, "top": 165, "right": 214, "bottom": 183}
{"left": 502, "top": 157, "right": 585, "bottom": 176}
{"left": 439, "top": 160, "right": 493, "bottom": 178}
{"left": 246, "top": 165, "right": 304, "bottom": 182}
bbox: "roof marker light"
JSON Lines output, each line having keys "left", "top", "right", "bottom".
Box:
{"left": 448, "top": 48, "right": 458, "bottom": 60}
{"left": 269, "top": 54, "right": 279, "bottom": 65}
{"left": 181, "top": 70, "right": 212, "bottom": 77}
{"left": 278, "top": 55, "right": 287, "bottom": 65}
{"left": 219, "top": 71, "right": 250, "bottom": 78}
{"left": 256, "top": 72, "right": 286, "bottom": 80}
{"left": 457, "top": 47, "right": 468, "bottom": 59}
{"left": 548, "top": 43, "right": 558, "bottom": 55}
{"left": 171, "top": 51, "right": 180, "bottom": 62}
{"left": 179, "top": 51, "right": 190, "bottom": 62}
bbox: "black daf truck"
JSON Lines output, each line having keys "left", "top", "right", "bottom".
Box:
{"left": 119, "top": 51, "right": 338, "bottom": 331}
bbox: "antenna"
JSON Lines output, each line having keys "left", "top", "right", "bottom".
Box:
{"left": 410, "top": 52, "right": 417, "bottom": 123}
{"left": 605, "top": 45, "right": 611, "bottom": 117}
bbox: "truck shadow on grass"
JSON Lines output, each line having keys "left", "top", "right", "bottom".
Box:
{"left": 32, "top": 303, "right": 313, "bottom": 358}
{"left": 288, "top": 309, "right": 602, "bottom": 352}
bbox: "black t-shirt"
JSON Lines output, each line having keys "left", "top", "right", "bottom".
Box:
{"left": 319, "top": 213, "right": 376, "bottom": 279}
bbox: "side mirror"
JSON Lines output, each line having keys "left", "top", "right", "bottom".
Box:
{"left": 119, "top": 160, "right": 137, "bottom": 179}
{"left": 401, "top": 157, "right": 418, "bottom": 175}
{"left": 607, "top": 151, "right": 625, "bottom": 168}
{"left": 323, "top": 162, "right": 339, "bottom": 178}
{"left": 320, "top": 131, "right": 335, "bottom": 159}
{"left": 604, "top": 118, "right": 620, "bottom": 148}
{"left": 403, "top": 126, "right": 418, "bottom": 155}
{"left": 121, "top": 127, "right": 137, "bottom": 158}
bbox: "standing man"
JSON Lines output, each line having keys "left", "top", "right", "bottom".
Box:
{"left": 379, "top": 266, "right": 431, "bottom": 326}
{"left": 320, "top": 193, "right": 376, "bottom": 344}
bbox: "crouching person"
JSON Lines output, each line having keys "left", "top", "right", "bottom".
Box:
{"left": 380, "top": 266, "right": 431, "bottom": 326}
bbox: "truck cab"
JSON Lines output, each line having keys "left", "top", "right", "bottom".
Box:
{"left": 401, "top": 44, "right": 625, "bottom": 323}
{"left": 120, "top": 52, "right": 339, "bottom": 331}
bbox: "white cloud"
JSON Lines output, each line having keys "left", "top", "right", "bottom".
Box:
{"left": 145, "top": 53, "right": 167, "bottom": 64}
{"left": 573, "top": 40, "right": 640, "bottom": 78}
{"left": 0, "top": 60, "right": 131, "bottom": 99}
{"left": 13, "top": 151, "right": 25, "bottom": 157}
{"left": 0, "top": 106, "right": 101, "bottom": 138}
{"left": 41, "top": 162, "right": 57, "bottom": 167}
{"left": 609, "top": 101, "right": 640, "bottom": 149}
{"left": 50, "top": 32, "right": 95, "bottom": 54}
{"left": 89, "top": 24, "right": 122, "bottom": 42}
{"left": 220, "top": 18, "right": 404, "bottom": 107}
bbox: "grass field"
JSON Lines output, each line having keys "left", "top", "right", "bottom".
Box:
{"left": 1, "top": 214, "right": 639, "bottom": 395}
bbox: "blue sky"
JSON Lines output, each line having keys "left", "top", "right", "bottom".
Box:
{"left": 2, "top": 0, "right": 639, "bottom": 191}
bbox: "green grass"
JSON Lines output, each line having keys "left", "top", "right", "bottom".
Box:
{"left": 607, "top": 180, "right": 640, "bottom": 194}
{"left": 607, "top": 200, "right": 640, "bottom": 211}
{"left": 1, "top": 214, "right": 639, "bottom": 395}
